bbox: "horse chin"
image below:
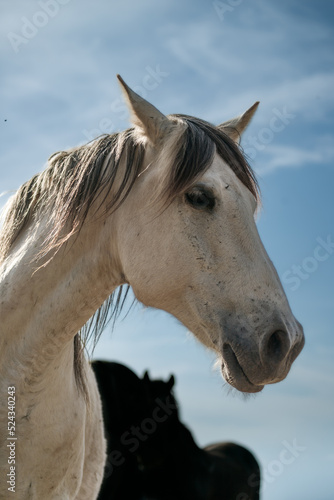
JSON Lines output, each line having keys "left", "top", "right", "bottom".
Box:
{"left": 220, "top": 346, "right": 264, "bottom": 394}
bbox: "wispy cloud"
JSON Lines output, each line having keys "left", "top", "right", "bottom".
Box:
{"left": 254, "top": 142, "right": 334, "bottom": 176}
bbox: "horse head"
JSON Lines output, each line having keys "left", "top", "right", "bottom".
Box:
{"left": 112, "top": 77, "right": 305, "bottom": 393}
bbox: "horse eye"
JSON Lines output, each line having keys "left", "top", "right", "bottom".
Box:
{"left": 185, "top": 189, "right": 215, "bottom": 210}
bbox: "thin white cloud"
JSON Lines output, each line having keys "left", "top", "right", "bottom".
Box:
{"left": 255, "top": 143, "right": 334, "bottom": 176}
{"left": 160, "top": 4, "right": 334, "bottom": 125}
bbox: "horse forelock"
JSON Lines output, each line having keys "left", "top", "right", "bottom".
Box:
{"left": 164, "top": 114, "right": 260, "bottom": 205}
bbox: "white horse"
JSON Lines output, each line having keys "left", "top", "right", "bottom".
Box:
{"left": 0, "top": 76, "right": 304, "bottom": 499}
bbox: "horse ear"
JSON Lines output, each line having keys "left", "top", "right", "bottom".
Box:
{"left": 167, "top": 374, "right": 175, "bottom": 390}
{"left": 143, "top": 370, "right": 150, "bottom": 382}
{"left": 117, "top": 74, "right": 172, "bottom": 144}
{"left": 218, "top": 102, "right": 259, "bottom": 143}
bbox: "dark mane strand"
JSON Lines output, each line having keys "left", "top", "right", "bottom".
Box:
{"left": 160, "top": 117, "right": 216, "bottom": 203}
{"left": 169, "top": 115, "right": 260, "bottom": 203}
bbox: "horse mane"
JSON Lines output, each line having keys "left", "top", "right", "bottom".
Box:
{"left": 0, "top": 116, "right": 259, "bottom": 396}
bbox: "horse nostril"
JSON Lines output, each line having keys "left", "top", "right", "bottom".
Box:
{"left": 263, "top": 329, "right": 290, "bottom": 364}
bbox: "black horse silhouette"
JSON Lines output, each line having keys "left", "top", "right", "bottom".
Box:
{"left": 92, "top": 360, "right": 260, "bottom": 499}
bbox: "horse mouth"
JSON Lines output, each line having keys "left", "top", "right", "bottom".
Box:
{"left": 221, "top": 344, "right": 264, "bottom": 394}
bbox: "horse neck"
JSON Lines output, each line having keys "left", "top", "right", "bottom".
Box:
{"left": 165, "top": 421, "right": 211, "bottom": 474}
{"left": 176, "top": 423, "right": 204, "bottom": 458}
{"left": 139, "top": 413, "right": 202, "bottom": 468}
{"left": 139, "top": 417, "right": 211, "bottom": 500}
{"left": 0, "top": 209, "right": 122, "bottom": 373}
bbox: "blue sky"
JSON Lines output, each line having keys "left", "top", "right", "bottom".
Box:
{"left": 1, "top": 1, "right": 333, "bottom": 498}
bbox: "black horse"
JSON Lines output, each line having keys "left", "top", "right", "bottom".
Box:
{"left": 138, "top": 372, "right": 261, "bottom": 500}
{"left": 92, "top": 360, "right": 261, "bottom": 499}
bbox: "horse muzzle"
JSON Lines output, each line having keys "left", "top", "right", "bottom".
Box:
{"left": 220, "top": 319, "right": 305, "bottom": 393}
